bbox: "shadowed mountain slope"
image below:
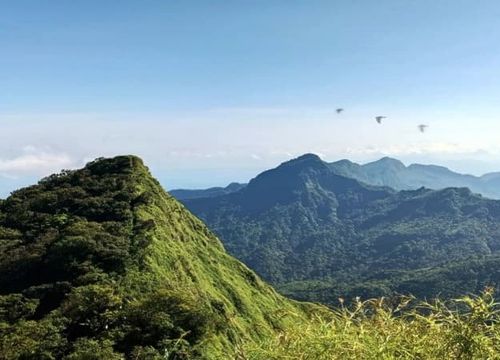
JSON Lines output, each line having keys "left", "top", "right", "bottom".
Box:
{"left": 169, "top": 156, "right": 500, "bottom": 202}
{"left": 182, "top": 154, "right": 500, "bottom": 304}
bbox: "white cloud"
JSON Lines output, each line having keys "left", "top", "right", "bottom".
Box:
{"left": 0, "top": 149, "right": 77, "bottom": 176}
{"left": 343, "top": 142, "right": 491, "bottom": 157}
{"left": 3, "top": 108, "right": 500, "bottom": 189}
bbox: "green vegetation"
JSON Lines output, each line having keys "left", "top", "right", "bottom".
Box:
{"left": 279, "top": 255, "right": 500, "bottom": 305}
{"left": 242, "top": 289, "right": 500, "bottom": 359}
{"left": 0, "top": 155, "right": 316, "bottom": 359}
{"left": 182, "top": 154, "right": 500, "bottom": 304}
{"left": 2, "top": 154, "right": 499, "bottom": 359}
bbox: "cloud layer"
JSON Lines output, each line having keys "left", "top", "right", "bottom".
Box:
{"left": 0, "top": 151, "right": 75, "bottom": 176}
{"left": 2, "top": 108, "right": 500, "bottom": 196}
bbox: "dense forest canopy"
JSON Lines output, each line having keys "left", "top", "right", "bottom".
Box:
{"left": 181, "top": 154, "right": 500, "bottom": 304}
{"left": 0, "top": 155, "right": 316, "bottom": 359}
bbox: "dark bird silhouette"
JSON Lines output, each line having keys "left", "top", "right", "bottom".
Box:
{"left": 418, "top": 124, "right": 428, "bottom": 133}
{"left": 336, "top": 108, "right": 344, "bottom": 114}
{"left": 375, "top": 116, "right": 386, "bottom": 124}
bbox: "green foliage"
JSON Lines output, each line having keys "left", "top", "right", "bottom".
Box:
{"left": 5, "top": 154, "right": 498, "bottom": 359}
{"left": 0, "top": 155, "right": 314, "bottom": 359}
{"left": 0, "top": 316, "right": 67, "bottom": 360}
{"left": 114, "top": 289, "right": 211, "bottom": 356}
{"left": 182, "top": 154, "right": 500, "bottom": 303}
{"left": 65, "top": 338, "right": 122, "bottom": 360}
{"left": 0, "top": 294, "right": 39, "bottom": 323}
{"left": 241, "top": 289, "right": 500, "bottom": 359}
{"left": 61, "top": 284, "right": 122, "bottom": 338}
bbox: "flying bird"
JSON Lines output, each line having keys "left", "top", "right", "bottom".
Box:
{"left": 418, "top": 124, "right": 428, "bottom": 133}
{"left": 375, "top": 116, "right": 386, "bottom": 124}
{"left": 336, "top": 108, "right": 344, "bottom": 114}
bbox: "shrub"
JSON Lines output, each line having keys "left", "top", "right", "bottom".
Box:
{"left": 241, "top": 289, "right": 500, "bottom": 359}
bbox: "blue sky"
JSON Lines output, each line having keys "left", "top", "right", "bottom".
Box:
{"left": 2, "top": 1, "right": 500, "bottom": 196}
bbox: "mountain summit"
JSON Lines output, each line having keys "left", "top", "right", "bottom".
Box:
{"left": 0, "top": 156, "right": 315, "bottom": 359}
{"left": 171, "top": 154, "right": 500, "bottom": 202}
{"left": 181, "top": 154, "right": 500, "bottom": 303}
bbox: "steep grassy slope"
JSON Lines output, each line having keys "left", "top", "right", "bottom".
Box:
{"left": 182, "top": 154, "right": 500, "bottom": 304}
{"left": 0, "top": 156, "right": 316, "bottom": 359}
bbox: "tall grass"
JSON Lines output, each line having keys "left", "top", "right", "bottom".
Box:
{"left": 239, "top": 289, "right": 500, "bottom": 359}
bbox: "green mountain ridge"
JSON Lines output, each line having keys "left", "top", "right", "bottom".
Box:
{"left": 181, "top": 154, "right": 500, "bottom": 304}
{"left": 0, "top": 155, "right": 317, "bottom": 359}
{"left": 168, "top": 156, "right": 500, "bottom": 201}
{"left": 329, "top": 157, "right": 500, "bottom": 199}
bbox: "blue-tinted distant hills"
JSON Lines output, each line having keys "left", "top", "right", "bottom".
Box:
{"left": 329, "top": 157, "right": 500, "bottom": 199}
{"left": 170, "top": 182, "right": 246, "bottom": 200}
{"left": 170, "top": 156, "right": 500, "bottom": 201}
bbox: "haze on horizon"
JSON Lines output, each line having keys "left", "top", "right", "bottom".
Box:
{"left": 2, "top": 1, "right": 500, "bottom": 197}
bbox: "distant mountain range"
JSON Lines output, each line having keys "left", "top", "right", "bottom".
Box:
{"left": 329, "top": 157, "right": 500, "bottom": 199}
{"left": 171, "top": 156, "right": 500, "bottom": 200}
{"left": 178, "top": 154, "right": 500, "bottom": 304}
{"left": 170, "top": 182, "right": 246, "bottom": 200}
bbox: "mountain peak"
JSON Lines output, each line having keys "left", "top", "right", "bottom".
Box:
{"left": 377, "top": 156, "right": 404, "bottom": 164}
{"left": 365, "top": 157, "right": 406, "bottom": 170}
{"left": 330, "top": 159, "right": 356, "bottom": 166}
{"left": 280, "top": 153, "right": 325, "bottom": 169}
{"left": 253, "top": 153, "right": 327, "bottom": 182}
{"left": 295, "top": 153, "right": 322, "bottom": 161}
{"left": 84, "top": 155, "right": 147, "bottom": 175}
{"left": 0, "top": 155, "right": 313, "bottom": 358}
{"left": 225, "top": 182, "right": 246, "bottom": 191}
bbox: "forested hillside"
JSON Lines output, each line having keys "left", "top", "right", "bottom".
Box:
{"left": 1, "top": 155, "right": 499, "bottom": 359}
{"left": 0, "top": 156, "right": 317, "bottom": 359}
{"left": 182, "top": 154, "right": 500, "bottom": 304}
